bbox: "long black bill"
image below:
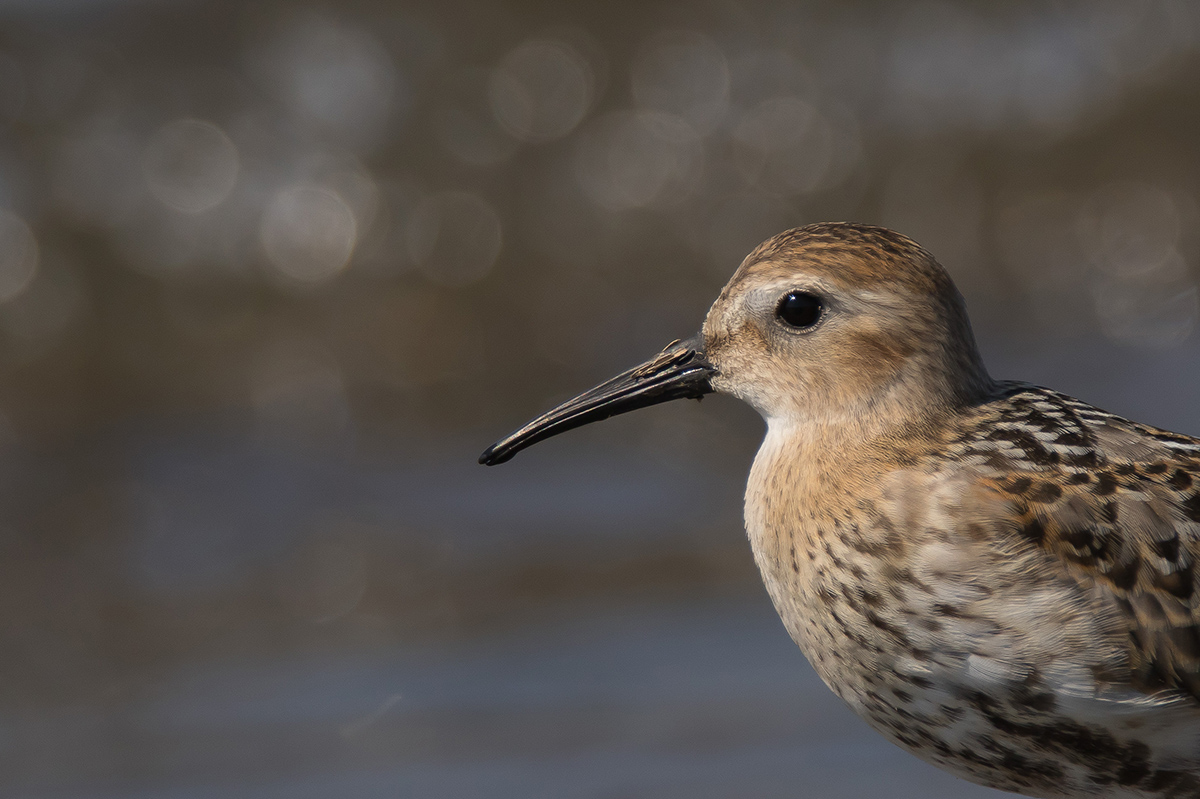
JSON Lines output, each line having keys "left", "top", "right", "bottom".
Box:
{"left": 479, "top": 335, "right": 716, "bottom": 466}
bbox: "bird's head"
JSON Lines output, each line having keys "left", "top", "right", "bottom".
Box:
{"left": 701, "top": 222, "right": 991, "bottom": 428}
{"left": 480, "top": 222, "right": 991, "bottom": 465}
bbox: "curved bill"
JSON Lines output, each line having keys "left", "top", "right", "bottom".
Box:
{"left": 479, "top": 335, "right": 715, "bottom": 466}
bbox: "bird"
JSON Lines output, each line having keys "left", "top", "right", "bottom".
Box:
{"left": 479, "top": 222, "right": 1200, "bottom": 799}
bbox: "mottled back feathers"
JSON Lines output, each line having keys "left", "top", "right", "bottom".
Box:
{"left": 948, "top": 384, "right": 1200, "bottom": 701}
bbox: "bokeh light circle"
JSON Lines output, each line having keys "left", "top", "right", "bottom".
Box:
{"left": 489, "top": 38, "right": 594, "bottom": 143}
{"left": 0, "top": 210, "right": 39, "bottom": 303}
{"left": 142, "top": 119, "right": 239, "bottom": 213}
{"left": 261, "top": 184, "right": 358, "bottom": 284}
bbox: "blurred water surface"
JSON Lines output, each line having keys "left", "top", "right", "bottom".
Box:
{"left": 1, "top": 0, "right": 1199, "bottom": 796}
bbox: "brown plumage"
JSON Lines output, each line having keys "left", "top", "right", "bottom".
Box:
{"left": 952, "top": 386, "right": 1200, "bottom": 700}
{"left": 480, "top": 222, "right": 1200, "bottom": 798}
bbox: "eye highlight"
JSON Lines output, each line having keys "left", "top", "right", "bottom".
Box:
{"left": 776, "top": 291, "right": 824, "bottom": 329}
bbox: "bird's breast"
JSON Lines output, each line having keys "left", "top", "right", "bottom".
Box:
{"left": 744, "top": 421, "right": 923, "bottom": 698}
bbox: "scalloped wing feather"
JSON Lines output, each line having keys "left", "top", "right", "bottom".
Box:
{"left": 960, "top": 386, "right": 1200, "bottom": 700}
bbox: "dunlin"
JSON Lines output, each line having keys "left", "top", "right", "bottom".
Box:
{"left": 480, "top": 222, "right": 1200, "bottom": 798}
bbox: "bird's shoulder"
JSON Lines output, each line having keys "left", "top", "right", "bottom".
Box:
{"left": 944, "top": 380, "right": 1200, "bottom": 476}
{"left": 938, "top": 381, "right": 1200, "bottom": 699}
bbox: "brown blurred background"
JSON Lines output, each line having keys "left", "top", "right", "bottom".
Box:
{"left": 2, "top": 1, "right": 1199, "bottom": 797}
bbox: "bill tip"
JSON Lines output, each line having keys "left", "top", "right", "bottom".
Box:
{"left": 478, "top": 445, "right": 509, "bottom": 466}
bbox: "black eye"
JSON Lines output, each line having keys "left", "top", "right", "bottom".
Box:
{"left": 776, "top": 291, "right": 824, "bottom": 329}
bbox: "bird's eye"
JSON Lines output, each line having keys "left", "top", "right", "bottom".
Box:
{"left": 776, "top": 291, "right": 824, "bottom": 329}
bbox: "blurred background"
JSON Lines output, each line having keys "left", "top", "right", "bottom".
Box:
{"left": 2, "top": 0, "right": 1199, "bottom": 797}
